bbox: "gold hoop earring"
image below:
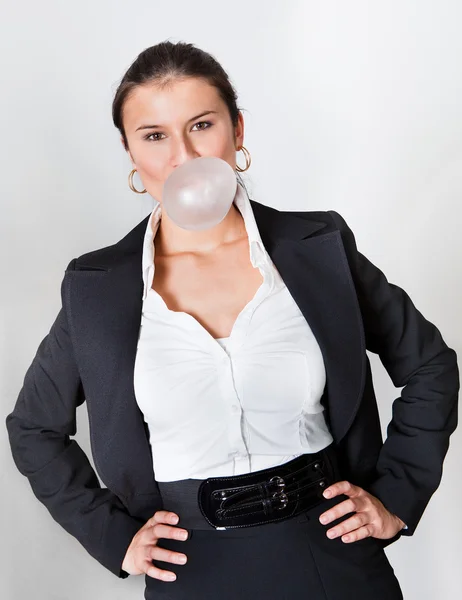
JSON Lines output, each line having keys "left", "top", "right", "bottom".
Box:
{"left": 128, "top": 168, "right": 147, "bottom": 194}
{"left": 236, "top": 145, "right": 251, "bottom": 172}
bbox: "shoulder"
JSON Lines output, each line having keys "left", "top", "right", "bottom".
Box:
{"left": 64, "top": 214, "right": 151, "bottom": 272}
{"left": 250, "top": 199, "right": 357, "bottom": 249}
{"left": 290, "top": 207, "right": 356, "bottom": 239}
{"left": 251, "top": 199, "right": 351, "bottom": 230}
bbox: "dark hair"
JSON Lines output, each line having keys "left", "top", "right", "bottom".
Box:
{"left": 112, "top": 40, "right": 244, "bottom": 153}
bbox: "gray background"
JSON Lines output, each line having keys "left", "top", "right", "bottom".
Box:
{"left": 1, "top": 1, "right": 461, "bottom": 598}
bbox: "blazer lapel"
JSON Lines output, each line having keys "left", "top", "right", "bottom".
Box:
{"left": 64, "top": 200, "right": 366, "bottom": 499}
{"left": 252, "top": 202, "right": 366, "bottom": 444}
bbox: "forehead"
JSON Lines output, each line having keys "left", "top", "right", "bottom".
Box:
{"left": 122, "top": 78, "right": 224, "bottom": 132}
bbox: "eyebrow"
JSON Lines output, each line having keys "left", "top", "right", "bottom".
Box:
{"left": 135, "top": 110, "right": 219, "bottom": 132}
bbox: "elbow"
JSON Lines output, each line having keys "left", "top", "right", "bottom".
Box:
{"left": 5, "top": 411, "right": 71, "bottom": 477}
{"left": 446, "top": 346, "right": 460, "bottom": 396}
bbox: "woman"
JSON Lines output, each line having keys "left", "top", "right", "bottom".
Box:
{"left": 6, "top": 41, "right": 459, "bottom": 599}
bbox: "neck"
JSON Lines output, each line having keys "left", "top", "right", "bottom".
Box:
{"left": 153, "top": 202, "right": 247, "bottom": 257}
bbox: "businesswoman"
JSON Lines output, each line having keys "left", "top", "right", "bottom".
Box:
{"left": 6, "top": 41, "right": 459, "bottom": 600}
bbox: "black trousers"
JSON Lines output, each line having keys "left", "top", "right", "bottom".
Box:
{"left": 145, "top": 449, "right": 403, "bottom": 600}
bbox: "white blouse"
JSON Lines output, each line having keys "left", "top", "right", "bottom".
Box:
{"left": 133, "top": 184, "right": 333, "bottom": 482}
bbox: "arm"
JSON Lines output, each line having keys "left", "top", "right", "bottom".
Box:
{"left": 329, "top": 210, "right": 459, "bottom": 537}
{"left": 5, "top": 260, "right": 144, "bottom": 578}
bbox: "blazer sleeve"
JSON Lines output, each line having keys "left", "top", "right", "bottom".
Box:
{"left": 5, "top": 259, "right": 145, "bottom": 578}
{"left": 329, "top": 210, "right": 459, "bottom": 537}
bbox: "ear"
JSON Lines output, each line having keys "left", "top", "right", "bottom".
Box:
{"left": 235, "top": 111, "right": 245, "bottom": 149}
{"left": 120, "top": 136, "right": 135, "bottom": 166}
{"left": 121, "top": 137, "right": 136, "bottom": 168}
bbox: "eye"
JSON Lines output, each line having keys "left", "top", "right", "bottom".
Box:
{"left": 144, "top": 132, "right": 165, "bottom": 142}
{"left": 143, "top": 121, "right": 212, "bottom": 142}
{"left": 192, "top": 120, "right": 212, "bottom": 131}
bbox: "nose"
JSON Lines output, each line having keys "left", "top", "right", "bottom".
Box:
{"left": 170, "top": 135, "right": 200, "bottom": 168}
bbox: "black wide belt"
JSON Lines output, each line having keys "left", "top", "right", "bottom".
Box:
{"left": 197, "top": 445, "right": 339, "bottom": 529}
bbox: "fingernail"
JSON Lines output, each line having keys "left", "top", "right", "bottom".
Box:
{"left": 171, "top": 515, "right": 179, "bottom": 524}
{"left": 323, "top": 490, "right": 332, "bottom": 498}
{"left": 166, "top": 573, "right": 176, "bottom": 581}
{"left": 327, "top": 530, "right": 336, "bottom": 538}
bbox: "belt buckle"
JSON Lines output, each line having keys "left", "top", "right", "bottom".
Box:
{"left": 269, "top": 475, "right": 288, "bottom": 510}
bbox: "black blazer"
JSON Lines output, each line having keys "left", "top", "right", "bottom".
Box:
{"left": 6, "top": 201, "right": 459, "bottom": 579}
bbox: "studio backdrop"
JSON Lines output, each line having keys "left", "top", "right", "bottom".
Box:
{"left": 1, "top": 1, "right": 461, "bottom": 599}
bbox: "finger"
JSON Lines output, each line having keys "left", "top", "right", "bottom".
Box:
{"left": 150, "top": 523, "right": 190, "bottom": 542}
{"left": 324, "top": 513, "right": 368, "bottom": 539}
{"left": 144, "top": 560, "right": 178, "bottom": 582}
{"left": 322, "top": 480, "right": 361, "bottom": 500}
{"left": 339, "top": 525, "right": 374, "bottom": 543}
{"left": 150, "top": 545, "right": 188, "bottom": 566}
{"left": 319, "top": 497, "right": 359, "bottom": 525}
{"left": 147, "top": 511, "right": 180, "bottom": 526}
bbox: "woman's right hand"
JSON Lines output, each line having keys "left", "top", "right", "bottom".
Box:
{"left": 121, "top": 510, "right": 189, "bottom": 581}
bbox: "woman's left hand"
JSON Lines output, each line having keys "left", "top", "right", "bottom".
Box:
{"left": 318, "top": 480, "right": 406, "bottom": 543}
